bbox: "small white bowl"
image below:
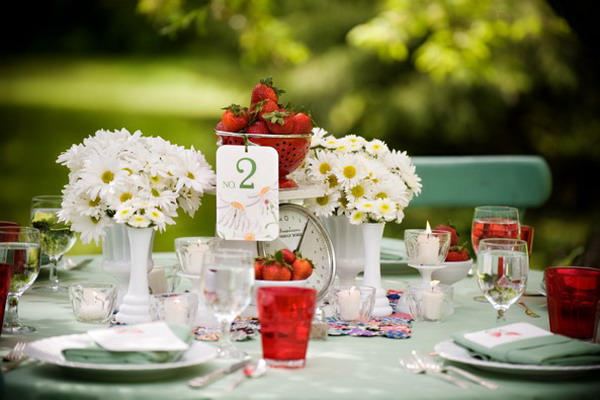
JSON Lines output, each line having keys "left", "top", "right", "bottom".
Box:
{"left": 431, "top": 259, "right": 473, "bottom": 285}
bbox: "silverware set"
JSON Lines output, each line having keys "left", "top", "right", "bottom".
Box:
{"left": 399, "top": 350, "right": 498, "bottom": 390}
{"left": 2, "top": 341, "right": 28, "bottom": 373}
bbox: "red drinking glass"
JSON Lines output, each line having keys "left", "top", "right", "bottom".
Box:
{"left": 257, "top": 286, "right": 316, "bottom": 369}
{"left": 0, "top": 263, "right": 10, "bottom": 337}
{"left": 520, "top": 225, "right": 534, "bottom": 256}
{"left": 545, "top": 266, "right": 600, "bottom": 340}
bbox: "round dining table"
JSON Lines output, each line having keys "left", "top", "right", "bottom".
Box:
{"left": 1, "top": 254, "right": 599, "bottom": 400}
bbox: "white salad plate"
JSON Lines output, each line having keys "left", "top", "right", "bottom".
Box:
{"left": 435, "top": 339, "right": 600, "bottom": 377}
{"left": 25, "top": 333, "right": 218, "bottom": 380}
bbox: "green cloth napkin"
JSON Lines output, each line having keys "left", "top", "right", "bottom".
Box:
{"left": 380, "top": 238, "right": 406, "bottom": 261}
{"left": 452, "top": 324, "right": 600, "bottom": 366}
{"left": 62, "top": 324, "right": 194, "bottom": 365}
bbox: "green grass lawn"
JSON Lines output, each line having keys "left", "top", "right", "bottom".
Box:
{"left": 0, "top": 55, "right": 590, "bottom": 270}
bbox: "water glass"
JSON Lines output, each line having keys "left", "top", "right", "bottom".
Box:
{"left": 0, "top": 226, "right": 41, "bottom": 334}
{"left": 69, "top": 283, "right": 117, "bottom": 323}
{"left": 476, "top": 238, "right": 529, "bottom": 323}
{"left": 545, "top": 266, "right": 600, "bottom": 340}
{"left": 471, "top": 206, "right": 520, "bottom": 255}
{"left": 175, "top": 237, "right": 222, "bottom": 276}
{"left": 406, "top": 283, "right": 453, "bottom": 323}
{"left": 332, "top": 286, "right": 375, "bottom": 323}
{"left": 201, "top": 248, "right": 254, "bottom": 359}
{"left": 150, "top": 293, "right": 198, "bottom": 326}
{"left": 257, "top": 286, "right": 316, "bottom": 369}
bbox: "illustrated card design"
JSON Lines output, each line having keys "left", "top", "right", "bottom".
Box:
{"left": 463, "top": 322, "right": 553, "bottom": 349}
{"left": 216, "top": 145, "right": 279, "bottom": 241}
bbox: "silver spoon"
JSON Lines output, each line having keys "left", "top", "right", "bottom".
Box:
{"left": 227, "top": 359, "right": 267, "bottom": 390}
{"left": 399, "top": 355, "right": 469, "bottom": 389}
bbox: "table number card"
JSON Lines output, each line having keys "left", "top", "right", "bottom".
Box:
{"left": 216, "top": 145, "right": 279, "bottom": 241}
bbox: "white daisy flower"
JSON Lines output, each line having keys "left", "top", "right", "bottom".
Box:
{"left": 365, "top": 139, "right": 389, "bottom": 155}
{"left": 339, "top": 134, "right": 367, "bottom": 152}
{"left": 307, "top": 150, "right": 339, "bottom": 183}
{"left": 310, "top": 127, "right": 329, "bottom": 148}
{"left": 348, "top": 210, "right": 366, "bottom": 225}
{"left": 322, "top": 136, "right": 340, "bottom": 150}
{"left": 69, "top": 214, "right": 110, "bottom": 245}
{"left": 354, "top": 199, "right": 376, "bottom": 213}
{"left": 373, "top": 198, "right": 397, "bottom": 222}
{"left": 80, "top": 153, "right": 128, "bottom": 200}
{"left": 333, "top": 153, "right": 368, "bottom": 189}
{"left": 128, "top": 214, "right": 152, "bottom": 228}
{"left": 304, "top": 190, "right": 341, "bottom": 218}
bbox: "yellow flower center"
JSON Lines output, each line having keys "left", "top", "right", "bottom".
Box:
{"left": 88, "top": 197, "right": 101, "bottom": 207}
{"left": 375, "top": 192, "right": 388, "bottom": 199}
{"left": 352, "top": 212, "right": 364, "bottom": 221}
{"left": 350, "top": 185, "right": 365, "bottom": 198}
{"left": 151, "top": 188, "right": 160, "bottom": 197}
{"left": 101, "top": 170, "right": 114, "bottom": 184}
{"left": 316, "top": 195, "right": 330, "bottom": 206}
{"left": 343, "top": 166, "right": 357, "bottom": 179}
{"left": 327, "top": 174, "right": 338, "bottom": 188}
{"left": 319, "top": 162, "right": 331, "bottom": 175}
{"left": 187, "top": 171, "right": 195, "bottom": 179}
{"left": 120, "top": 193, "right": 133, "bottom": 203}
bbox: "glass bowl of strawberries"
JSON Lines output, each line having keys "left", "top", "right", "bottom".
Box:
{"left": 215, "top": 77, "right": 314, "bottom": 189}
{"left": 431, "top": 224, "right": 473, "bottom": 285}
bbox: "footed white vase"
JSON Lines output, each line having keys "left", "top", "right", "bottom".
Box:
{"left": 102, "top": 222, "right": 154, "bottom": 306}
{"left": 320, "top": 215, "right": 365, "bottom": 286}
{"left": 114, "top": 227, "right": 155, "bottom": 324}
{"left": 361, "top": 222, "right": 392, "bottom": 317}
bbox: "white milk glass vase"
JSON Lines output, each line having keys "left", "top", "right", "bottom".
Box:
{"left": 361, "top": 222, "right": 392, "bottom": 317}
{"left": 102, "top": 222, "right": 153, "bottom": 306}
{"left": 320, "top": 215, "right": 365, "bottom": 286}
{"left": 114, "top": 226, "right": 155, "bottom": 324}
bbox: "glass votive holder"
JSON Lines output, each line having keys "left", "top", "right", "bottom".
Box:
{"left": 149, "top": 292, "right": 199, "bottom": 326}
{"left": 406, "top": 283, "right": 453, "bottom": 323}
{"left": 69, "top": 283, "right": 117, "bottom": 324}
{"left": 174, "top": 237, "right": 222, "bottom": 275}
{"left": 148, "top": 257, "right": 181, "bottom": 295}
{"left": 404, "top": 228, "right": 451, "bottom": 266}
{"left": 332, "top": 286, "right": 376, "bottom": 323}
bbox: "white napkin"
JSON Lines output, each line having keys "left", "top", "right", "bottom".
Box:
{"left": 87, "top": 321, "right": 190, "bottom": 352}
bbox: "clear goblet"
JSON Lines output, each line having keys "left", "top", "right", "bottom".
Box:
{"left": 1, "top": 226, "right": 42, "bottom": 334}
{"left": 31, "top": 195, "right": 77, "bottom": 292}
{"left": 201, "top": 248, "right": 254, "bottom": 359}
{"left": 476, "top": 238, "right": 529, "bottom": 323}
{"left": 471, "top": 206, "right": 520, "bottom": 255}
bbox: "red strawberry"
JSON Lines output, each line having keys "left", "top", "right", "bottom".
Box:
{"left": 254, "top": 258, "right": 265, "bottom": 280}
{"left": 252, "top": 99, "right": 279, "bottom": 121}
{"left": 280, "top": 249, "right": 296, "bottom": 265}
{"left": 215, "top": 121, "right": 225, "bottom": 132}
{"left": 250, "top": 77, "right": 284, "bottom": 105}
{"left": 221, "top": 104, "right": 249, "bottom": 132}
{"left": 445, "top": 244, "right": 470, "bottom": 262}
{"left": 291, "top": 254, "right": 314, "bottom": 280}
{"left": 261, "top": 260, "right": 292, "bottom": 281}
{"left": 262, "top": 109, "right": 295, "bottom": 134}
{"left": 290, "top": 112, "right": 313, "bottom": 134}
{"left": 434, "top": 224, "right": 459, "bottom": 246}
{"left": 246, "top": 120, "right": 271, "bottom": 134}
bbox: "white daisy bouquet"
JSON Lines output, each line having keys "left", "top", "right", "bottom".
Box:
{"left": 290, "top": 128, "right": 422, "bottom": 224}
{"left": 56, "top": 128, "right": 216, "bottom": 243}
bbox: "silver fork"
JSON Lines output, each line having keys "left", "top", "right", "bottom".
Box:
{"left": 400, "top": 354, "right": 469, "bottom": 389}
{"left": 412, "top": 350, "right": 498, "bottom": 390}
{"left": 2, "top": 341, "right": 28, "bottom": 373}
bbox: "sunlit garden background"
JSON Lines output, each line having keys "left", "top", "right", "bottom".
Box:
{"left": 1, "top": 0, "right": 599, "bottom": 270}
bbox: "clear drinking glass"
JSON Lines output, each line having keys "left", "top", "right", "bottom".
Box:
{"left": 201, "top": 248, "right": 254, "bottom": 359}
{"left": 476, "top": 238, "right": 529, "bottom": 323}
{"left": 471, "top": 206, "right": 520, "bottom": 255}
{"left": 0, "top": 226, "right": 42, "bottom": 333}
{"left": 31, "top": 195, "right": 77, "bottom": 291}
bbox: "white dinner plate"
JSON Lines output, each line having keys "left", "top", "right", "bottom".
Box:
{"left": 25, "top": 333, "right": 218, "bottom": 380}
{"left": 434, "top": 339, "right": 600, "bottom": 377}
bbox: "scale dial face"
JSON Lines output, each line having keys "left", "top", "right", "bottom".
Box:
{"left": 257, "top": 203, "right": 336, "bottom": 301}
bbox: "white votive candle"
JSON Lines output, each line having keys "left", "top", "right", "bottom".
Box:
{"left": 165, "top": 297, "right": 189, "bottom": 324}
{"left": 77, "top": 304, "right": 107, "bottom": 321}
{"left": 148, "top": 268, "right": 167, "bottom": 294}
{"left": 186, "top": 241, "right": 209, "bottom": 275}
{"left": 337, "top": 286, "right": 361, "bottom": 321}
{"left": 417, "top": 221, "right": 440, "bottom": 265}
{"left": 422, "top": 281, "right": 445, "bottom": 320}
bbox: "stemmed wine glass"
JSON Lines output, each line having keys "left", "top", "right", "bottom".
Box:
{"left": 476, "top": 238, "right": 529, "bottom": 323}
{"left": 1, "top": 226, "right": 42, "bottom": 333}
{"left": 31, "top": 195, "right": 77, "bottom": 291}
{"left": 201, "top": 248, "right": 254, "bottom": 359}
{"left": 471, "top": 206, "right": 520, "bottom": 255}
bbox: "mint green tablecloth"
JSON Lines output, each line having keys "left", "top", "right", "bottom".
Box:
{"left": 2, "top": 255, "right": 599, "bottom": 400}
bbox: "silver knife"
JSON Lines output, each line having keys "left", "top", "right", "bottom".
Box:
{"left": 188, "top": 358, "right": 252, "bottom": 388}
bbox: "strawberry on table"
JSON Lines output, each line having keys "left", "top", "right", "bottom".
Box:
{"left": 262, "top": 109, "right": 295, "bottom": 134}
{"left": 221, "top": 104, "right": 249, "bottom": 132}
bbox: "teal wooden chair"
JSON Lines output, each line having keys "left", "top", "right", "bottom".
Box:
{"left": 410, "top": 155, "right": 552, "bottom": 211}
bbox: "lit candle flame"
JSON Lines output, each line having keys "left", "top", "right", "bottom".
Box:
{"left": 430, "top": 280, "right": 440, "bottom": 291}
{"left": 425, "top": 221, "right": 432, "bottom": 234}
